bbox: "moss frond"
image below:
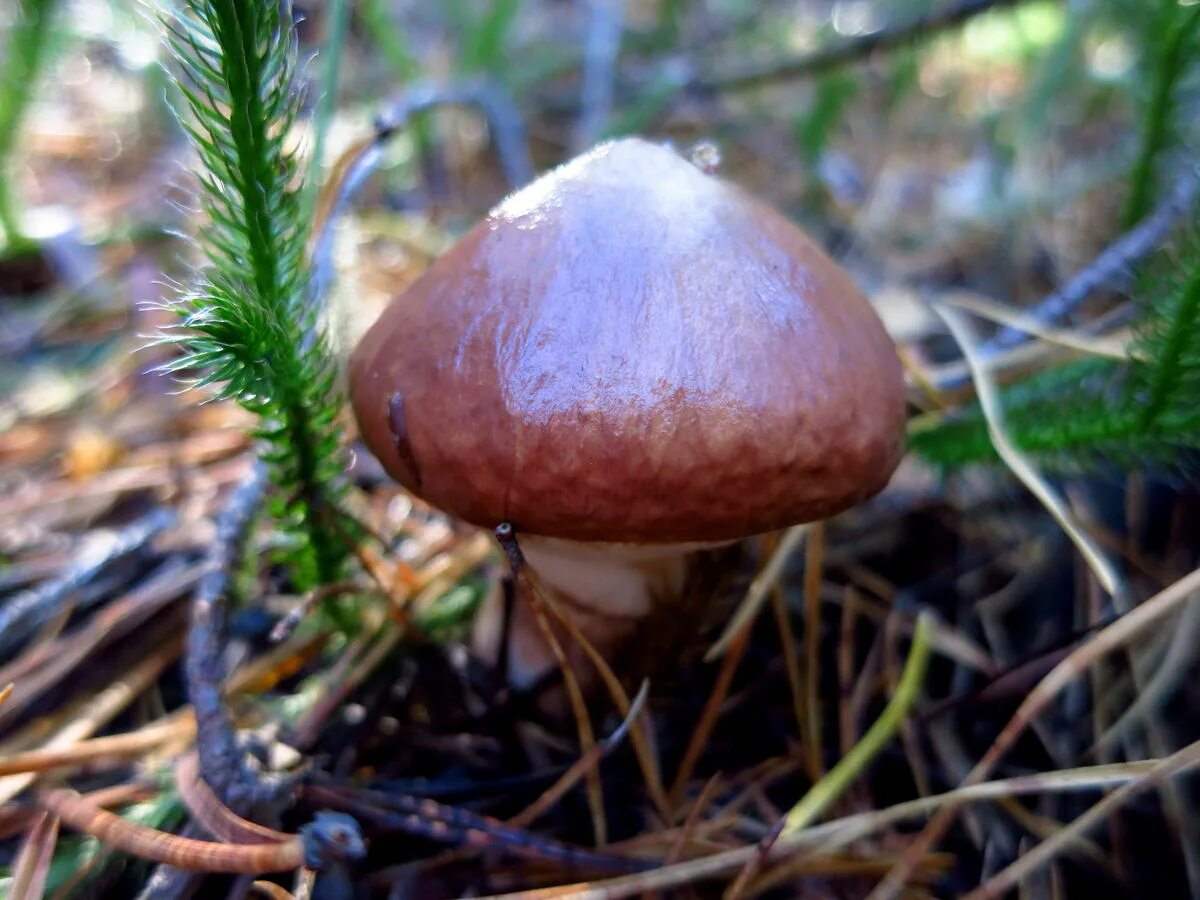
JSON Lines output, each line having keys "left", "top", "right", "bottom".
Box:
{"left": 156, "top": 0, "right": 350, "bottom": 588}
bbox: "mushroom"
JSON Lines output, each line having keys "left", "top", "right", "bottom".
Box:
{"left": 349, "top": 137, "right": 906, "bottom": 688}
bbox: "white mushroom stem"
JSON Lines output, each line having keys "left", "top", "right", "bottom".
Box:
{"left": 473, "top": 535, "right": 725, "bottom": 689}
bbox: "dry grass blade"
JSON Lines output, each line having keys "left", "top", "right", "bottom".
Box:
{"left": 663, "top": 774, "right": 723, "bottom": 866}
{"left": 931, "top": 302, "right": 1123, "bottom": 597}
{"left": 0, "top": 562, "right": 203, "bottom": 733}
{"left": 866, "top": 566, "right": 1200, "bottom": 900}
{"left": 0, "top": 713, "right": 192, "bottom": 777}
{"left": 528, "top": 575, "right": 671, "bottom": 824}
{"left": 509, "top": 681, "right": 650, "bottom": 830}
{"left": 706, "top": 525, "right": 808, "bottom": 661}
{"left": 963, "top": 737, "right": 1200, "bottom": 900}
{"left": 1089, "top": 596, "right": 1200, "bottom": 758}
{"left": 771, "top": 584, "right": 806, "bottom": 748}
{"left": 939, "top": 291, "right": 1131, "bottom": 360}
{"left": 802, "top": 521, "right": 826, "bottom": 782}
{"left": 471, "top": 758, "right": 1170, "bottom": 899}
{"left": 501, "top": 529, "right": 608, "bottom": 846}
{"left": 667, "top": 614, "right": 754, "bottom": 809}
{"left": 0, "top": 632, "right": 184, "bottom": 805}
{"left": 10, "top": 811, "right": 59, "bottom": 900}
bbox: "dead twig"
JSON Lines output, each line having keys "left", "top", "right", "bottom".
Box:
{"left": 37, "top": 787, "right": 363, "bottom": 874}
{"left": 186, "top": 461, "right": 279, "bottom": 807}
{"left": 310, "top": 80, "right": 532, "bottom": 306}
{"left": 0, "top": 507, "right": 177, "bottom": 657}
{"left": 696, "top": 0, "right": 1031, "bottom": 92}
{"left": 304, "top": 783, "right": 647, "bottom": 874}
{"left": 977, "top": 167, "right": 1200, "bottom": 361}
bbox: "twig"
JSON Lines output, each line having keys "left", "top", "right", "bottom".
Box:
{"left": 309, "top": 79, "right": 532, "bottom": 306}
{"left": 975, "top": 167, "right": 1200, "bottom": 361}
{"left": 186, "top": 461, "right": 276, "bottom": 806}
{"left": 300, "top": 0, "right": 350, "bottom": 222}
{"left": 696, "top": 0, "right": 1030, "bottom": 92}
{"left": 304, "top": 784, "right": 647, "bottom": 873}
{"left": 37, "top": 787, "right": 363, "bottom": 874}
{"left": 0, "top": 507, "right": 176, "bottom": 657}
{"left": 374, "top": 81, "right": 533, "bottom": 186}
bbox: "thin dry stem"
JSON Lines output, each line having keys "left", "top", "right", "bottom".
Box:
{"left": 802, "top": 522, "right": 826, "bottom": 782}
{"left": 867, "top": 566, "right": 1200, "bottom": 899}
{"left": 668, "top": 614, "right": 754, "bottom": 809}
{"left": 707, "top": 526, "right": 808, "bottom": 661}
{"left": 0, "top": 631, "right": 184, "bottom": 805}
{"left": 517, "top": 557, "right": 609, "bottom": 845}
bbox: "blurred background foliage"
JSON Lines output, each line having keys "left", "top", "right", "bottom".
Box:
{"left": 1, "top": 0, "right": 1196, "bottom": 485}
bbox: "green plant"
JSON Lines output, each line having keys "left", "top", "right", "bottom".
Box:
{"left": 912, "top": 1, "right": 1200, "bottom": 473}
{"left": 155, "top": 0, "right": 350, "bottom": 590}
{"left": 1116, "top": 0, "right": 1200, "bottom": 227}
{"left": 360, "top": 0, "right": 419, "bottom": 79}
{"left": 911, "top": 235, "right": 1200, "bottom": 469}
{"left": 0, "top": 0, "right": 61, "bottom": 254}
{"left": 794, "top": 71, "right": 859, "bottom": 170}
{"left": 442, "top": 0, "right": 521, "bottom": 76}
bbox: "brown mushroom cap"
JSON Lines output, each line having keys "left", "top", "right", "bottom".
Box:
{"left": 350, "top": 137, "right": 906, "bottom": 543}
